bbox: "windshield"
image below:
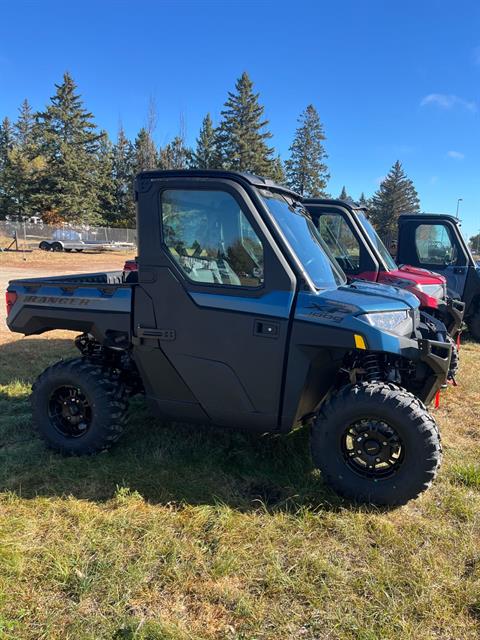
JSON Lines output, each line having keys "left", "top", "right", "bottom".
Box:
{"left": 357, "top": 211, "right": 398, "bottom": 270}
{"left": 261, "top": 191, "right": 346, "bottom": 289}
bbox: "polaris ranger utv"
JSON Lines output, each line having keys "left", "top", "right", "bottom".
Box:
{"left": 305, "top": 199, "right": 464, "bottom": 378}
{"left": 6, "top": 170, "right": 451, "bottom": 506}
{"left": 397, "top": 213, "right": 480, "bottom": 341}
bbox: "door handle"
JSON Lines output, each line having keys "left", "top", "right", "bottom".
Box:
{"left": 453, "top": 267, "right": 466, "bottom": 274}
{"left": 254, "top": 319, "right": 279, "bottom": 338}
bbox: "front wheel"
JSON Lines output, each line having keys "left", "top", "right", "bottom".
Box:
{"left": 311, "top": 382, "right": 441, "bottom": 506}
{"left": 31, "top": 358, "right": 128, "bottom": 455}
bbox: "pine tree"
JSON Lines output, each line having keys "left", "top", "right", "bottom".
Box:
{"left": 217, "top": 72, "right": 276, "bottom": 176}
{"left": 358, "top": 192, "right": 369, "bottom": 208}
{"left": 285, "top": 104, "right": 329, "bottom": 197}
{"left": 95, "top": 132, "right": 115, "bottom": 222}
{"left": 339, "top": 186, "right": 349, "bottom": 201}
{"left": 190, "top": 113, "right": 220, "bottom": 169}
{"left": 14, "top": 99, "right": 35, "bottom": 147}
{"left": 0, "top": 118, "right": 15, "bottom": 219}
{"left": 0, "top": 117, "right": 14, "bottom": 173}
{"left": 370, "top": 161, "right": 420, "bottom": 236}
{"left": 271, "top": 155, "right": 286, "bottom": 184}
{"left": 0, "top": 112, "right": 46, "bottom": 220}
{"left": 35, "top": 72, "right": 105, "bottom": 223}
{"left": 134, "top": 127, "right": 158, "bottom": 173}
{"left": 110, "top": 126, "right": 136, "bottom": 227}
{"left": 158, "top": 135, "right": 190, "bottom": 170}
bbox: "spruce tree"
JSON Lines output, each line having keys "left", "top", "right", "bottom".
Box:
{"left": 271, "top": 155, "right": 286, "bottom": 184}
{"left": 0, "top": 112, "right": 46, "bottom": 220}
{"left": 217, "top": 72, "right": 276, "bottom": 176}
{"left": 35, "top": 72, "right": 105, "bottom": 223}
{"left": 285, "top": 104, "right": 329, "bottom": 197}
{"left": 358, "top": 192, "right": 369, "bottom": 208}
{"left": 14, "top": 99, "right": 35, "bottom": 147}
{"left": 190, "top": 113, "right": 220, "bottom": 169}
{"left": 0, "top": 118, "right": 15, "bottom": 219}
{"left": 339, "top": 186, "right": 349, "bottom": 201}
{"left": 95, "top": 132, "right": 115, "bottom": 222}
{"left": 158, "top": 136, "right": 190, "bottom": 170}
{"left": 110, "top": 126, "right": 136, "bottom": 227}
{"left": 134, "top": 127, "right": 158, "bottom": 173}
{"left": 370, "top": 161, "right": 420, "bottom": 236}
{"left": 0, "top": 117, "right": 14, "bottom": 173}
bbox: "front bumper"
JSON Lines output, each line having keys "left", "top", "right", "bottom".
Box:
{"left": 437, "top": 297, "right": 466, "bottom": 337}
{"left": 398, "top": 336, "right": 451, "bottom": 405}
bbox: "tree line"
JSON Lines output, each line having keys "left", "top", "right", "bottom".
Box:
{"left": 0, "top": 70, "right": 420, "bottom": 233}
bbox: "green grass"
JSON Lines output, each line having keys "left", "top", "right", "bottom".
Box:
{"left": 0, "top": 334, "right": 480, "bottom": 639}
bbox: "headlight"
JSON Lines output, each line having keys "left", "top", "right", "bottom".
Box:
{"left": 418, "top": 284, "right": 445, "bottom": 300}
{"left": 358, "top": 310, "right": 414, "bottom": 335}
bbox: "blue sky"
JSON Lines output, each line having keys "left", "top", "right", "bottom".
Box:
{"left": 1, "top": 0, "right": 479, "bottom": 238}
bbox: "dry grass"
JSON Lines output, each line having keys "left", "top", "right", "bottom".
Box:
{"left": 0, "top": 332, "right": 479, "bottom": 639}
{"left": 0, "top": 247, "right": 133, "bottom": 271}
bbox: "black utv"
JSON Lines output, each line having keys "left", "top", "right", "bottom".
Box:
{"left": 6, "top": 171, "right": 451, "bottom": 506}
{"left": 397, "top": 213, "right": 480, "bottom": 341}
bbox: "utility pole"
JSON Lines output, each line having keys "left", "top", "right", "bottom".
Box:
{"left": 456, "top": 198, "right": 463, "bottom": 219}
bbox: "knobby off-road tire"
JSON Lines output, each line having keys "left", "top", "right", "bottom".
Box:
{"left": 31, "top": 358, "right": 128, "bottom": 455}
{"left": 467, "top": 308, "right": 480, "bottom": 342}
{"left": 311, "top": 381, "right": 441, "bottom": 506}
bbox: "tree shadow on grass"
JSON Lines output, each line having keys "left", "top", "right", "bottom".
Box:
{"left": 0, "top": 337, "right": 364, "bottom": 513}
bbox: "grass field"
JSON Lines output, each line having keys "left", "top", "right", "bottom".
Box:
{"left": 0, "top": 329, "right": 480, "bottom": 639}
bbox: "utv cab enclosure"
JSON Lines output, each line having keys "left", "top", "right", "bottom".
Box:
{"left": 304, "top": 199, "right": 465, "bottom": 339}
{"left": 397, "top": 213, "right": 480, "bottom": 341}
{"left": 6, "top": 170, "right": 451, "bottom": 506}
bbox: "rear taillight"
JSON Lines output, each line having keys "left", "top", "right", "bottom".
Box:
{"left": 123, "top": 260, "right": 138, "bottom": 272}
{"left": 5, "top": 291, "right": 17, "bottom": 316}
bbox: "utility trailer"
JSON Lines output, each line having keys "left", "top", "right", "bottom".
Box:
{"left": 38, "top": 239, "right": 134, "bottom": 252}
{"left": 6, "top": 170, "right": 451, "bottom": 506}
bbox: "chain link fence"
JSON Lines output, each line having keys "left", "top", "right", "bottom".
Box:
{"left": 0, "top": 221, "right": 136, "bottom": 252}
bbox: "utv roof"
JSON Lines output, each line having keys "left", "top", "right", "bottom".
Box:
{"left": 399, "top": 213, "right": 459, "bottom": 224}
{"left": 303, "top": 198, "right": 366, "bottom": 211}
{"left": 136, "top": 169, "right": 301, "bottom": 200}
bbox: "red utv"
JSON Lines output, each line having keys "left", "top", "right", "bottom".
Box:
{"left": 305, "top": 199, "right": 465, "bottom": 377}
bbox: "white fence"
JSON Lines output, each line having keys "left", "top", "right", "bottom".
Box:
{"left": 0, "top": 220, "right": 136, "bottom": 251}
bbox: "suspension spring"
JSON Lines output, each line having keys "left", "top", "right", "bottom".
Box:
{"left": 362, "top": 353, "right": 382, "bottom": 381}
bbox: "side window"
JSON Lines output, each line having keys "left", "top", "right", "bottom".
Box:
{"left": 317, "top": 214, "right": 361, "bottom": 274}
{"left": 415, "top": 224, "right": 457, "bottom": 265}
{"left": 161, "top": 189, "right": 264, "bottom": 287}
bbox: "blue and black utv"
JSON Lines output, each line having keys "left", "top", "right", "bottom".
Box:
{"left": 6, "top": 171, "right": 451, "bottom": 506}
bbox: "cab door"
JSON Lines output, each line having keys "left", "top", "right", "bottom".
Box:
{"left": 308, "top": 206, "right": 379, "bottom": 281}
{"left": 134, "top": 178, "right": 297, "bottom": 431}
{"left": 397, "top": 218, "right": 469, "bottom": 298}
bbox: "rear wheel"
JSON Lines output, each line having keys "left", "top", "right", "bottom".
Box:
{"left": 39, "top": 241, "right": 51, "bottom": 251}
{"left": 31, "top": 358, "right": 128, "bottom": 455}
{"left": 51, "top": 241, "right": 63, "bottom": 252}
{"left": 311, "top": 382, "right": 441, "bottom": 506}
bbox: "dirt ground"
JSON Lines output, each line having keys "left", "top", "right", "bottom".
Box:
{"left": 1, "top": 249, "right": 134, "bottom": 333}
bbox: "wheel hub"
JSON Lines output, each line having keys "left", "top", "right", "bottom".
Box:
{"left": 342, "top": 419, "right": 404, "bottom": 479}
{"left": 48, "top": 385, "right": 92, "bottom": 438}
